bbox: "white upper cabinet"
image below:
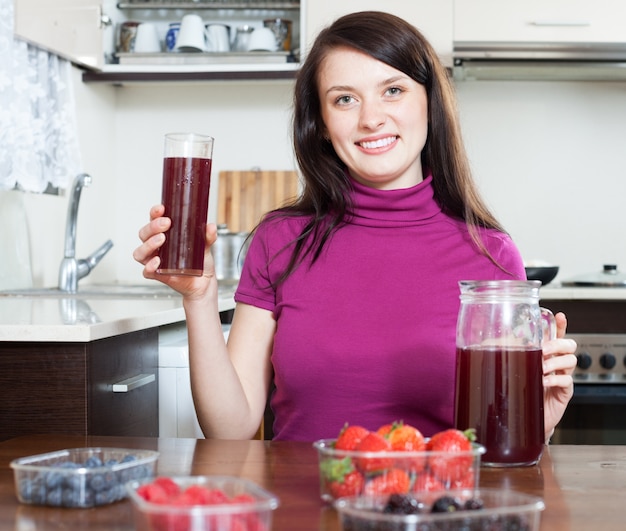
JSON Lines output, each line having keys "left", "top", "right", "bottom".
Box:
{"left": 305, "top": 1, "right": 454, "bottom": 67}
{"left": 14, "top": 0, "right": 112, "bottom": 70}
{"left": 454, "top": 0, "right": 626, "bottom": 44}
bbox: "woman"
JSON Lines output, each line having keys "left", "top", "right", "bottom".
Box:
{"left": 134, "top": 11, "right": 576, "bottom": 441}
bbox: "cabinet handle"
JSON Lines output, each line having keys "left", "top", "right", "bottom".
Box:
{"left": 112, "top": 373, "right": 155, "bottom": 393}
{"left": 529, "top": 19, "right": 590, "bottom": 27}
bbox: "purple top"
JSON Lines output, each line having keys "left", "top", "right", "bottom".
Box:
{"left": 235, "top": 175, "right": 525, "bottom": 441}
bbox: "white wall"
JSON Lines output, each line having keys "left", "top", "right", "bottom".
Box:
{"left": 455, "top": 80, "right": 626, "bottom": 281}
{"left": 18, "top": 69, "right": 626, "bottom": 287}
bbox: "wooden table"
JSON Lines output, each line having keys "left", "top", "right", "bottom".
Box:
{"left": 1, "top": 435, "right": 625, "bottom": 530}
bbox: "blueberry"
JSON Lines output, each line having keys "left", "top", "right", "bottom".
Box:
{"left": 46, "top": 487, "right": 64, "bottom": 507}
{"left": 89, "top": 473, "right": 107, "bottom": 492}
{"left": 85, "top": 456, "right": 103, "bottom": 468}
{"left": 121, "top": 454, "right": 137, "bottom": 463}
{"left": 44, "top": 471, "right": 64, "bottom": 489}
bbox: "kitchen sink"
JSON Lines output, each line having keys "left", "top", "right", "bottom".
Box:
{"left": 0, "top": 283, "right": 237, "bottom": 299}
{"left": 0, "top": 284, "right": 181, "bottom": 299}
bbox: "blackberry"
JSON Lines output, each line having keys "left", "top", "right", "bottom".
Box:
{"left": 383, "top": 493, "right": 425, "bottom": 515}
{"left": 464, "top": 497, "right": 484, "bottom": 511}
{"left": 431, "top": 495, "right": 462, "bottom": 513}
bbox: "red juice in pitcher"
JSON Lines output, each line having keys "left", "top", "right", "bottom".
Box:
{"left": 454, "top": 346, "right": 545, "bottom": 467}
{"left": 158, "top": 156, "right": 212, "bottom": 276}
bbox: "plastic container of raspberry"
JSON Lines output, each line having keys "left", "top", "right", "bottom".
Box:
{"left": 126, "top": 475, "right": 280, "bottom": 531}
{"left": 313, "top": 439, "right": 485, "bottom": 503}
{"left": 335, "top": 489, "right": 545, "bottom": 531}
{"left": 10, "top": 447, "right": 159, "bottom": 508}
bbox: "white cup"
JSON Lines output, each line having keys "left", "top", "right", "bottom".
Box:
{"left": 206, "top": 24, "right": 230, "bottom": 52}
{"left": 133, "top": 22, "right": 161, "bottom": 53}
{"left": 247, "top": 27, "right": 278, "bottom": 52}
{"left": 175, "top": 14, "right": 207, "bottom": 52}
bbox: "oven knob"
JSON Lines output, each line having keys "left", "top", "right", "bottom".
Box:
{"left": 577, "top": 352, "right": 592, "bottom": 370}
{"left": 600, "top": 352, "right": 616, "bottom": 370}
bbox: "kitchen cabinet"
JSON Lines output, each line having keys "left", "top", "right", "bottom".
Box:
{"left": 0, "top": 328, "right": 158, "bottom": 442}
{"left": 305, "top": 1, "right": 453, "bottom": 68}
{"left": 14, "top": 0, "right": 302, "bottom": 81}
{"left": 14, "top": 1, "right": 453, "bottom": 82}
{"left": 454, "top": 0, "right": 626, "bottom": 44}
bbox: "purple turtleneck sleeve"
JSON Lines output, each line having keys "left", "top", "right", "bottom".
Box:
{"left": 235, "top": 176, "right": 525, "bottom": 441}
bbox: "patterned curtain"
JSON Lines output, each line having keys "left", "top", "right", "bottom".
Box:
{"left": 0, "top": 0, "right": 82, "bottom": 193}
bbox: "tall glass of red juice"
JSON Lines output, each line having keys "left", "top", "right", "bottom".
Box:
{"left": 454, "top": 280, "right": 556, "bottom": 467}
{"left": 157, "top": 133, "right": 214, "bottom": 276}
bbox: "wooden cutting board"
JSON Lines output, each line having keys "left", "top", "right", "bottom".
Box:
{"left": 217, "top": 170, "right": 300, "bottom": 233}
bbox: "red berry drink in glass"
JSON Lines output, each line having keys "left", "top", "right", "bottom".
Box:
{"left": 158, "top": 155, "right": 212, "bottom": 276}
{"left": 454, "top": 346, "right": 545, "bottom": 467}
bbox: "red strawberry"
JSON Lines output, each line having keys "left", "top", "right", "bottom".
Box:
{"left": 412, "top": 471, "right": 446, "bottom": 493}
{"left": 388, "top": 423, "right": 426, "bottom": 452}
{"left": 376, "top": 422, "right": 396, "bottom": 438}
{"left": 363, "top": 468, "right": 410, "bottom": 496}
{"left": 426, "top": 428, "right": 476, "bottom": 485}
{"left": 355, "top": 432, "right": 393, "bottom": 473}
{"left": 321, "top": 456, "right": 365, "bottom": 498}
{"left": 387, "top": 423, "right": 427, "bottom": 473}
{"left": 329, "top": 470, "right": 365, "bottom": 498}
{"left": 335, "top": 424, "right": 370, "bottom": 451}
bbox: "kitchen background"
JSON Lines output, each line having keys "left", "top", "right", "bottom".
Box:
{"left": 16, "top": 74, "right": 626, "bottom": 289}
{"left": 6, "top": 0, "right": 626, "bottom": 290}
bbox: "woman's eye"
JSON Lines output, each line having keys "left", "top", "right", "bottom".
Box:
{"left": 386, "top": 86, "right": 403, "bottom": 96}
{"left": 335, "top": 95, "right": 354, "bottom": 105}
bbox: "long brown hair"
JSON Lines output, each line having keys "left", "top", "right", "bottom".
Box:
{"left": 269, "top": 11, "right": 505, "bottom": 283}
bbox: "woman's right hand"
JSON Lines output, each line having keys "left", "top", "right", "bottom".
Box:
{"left": 133, "top": 204, "right": 219, "bottom": 299}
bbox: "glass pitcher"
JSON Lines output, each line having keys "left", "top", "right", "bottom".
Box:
{"left": 454, "top": 280, "right": 556, "bottom": 467}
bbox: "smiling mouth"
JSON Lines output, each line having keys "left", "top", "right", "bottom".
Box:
{"left": 358, "top": 136, "right": 398, "bottom": 150}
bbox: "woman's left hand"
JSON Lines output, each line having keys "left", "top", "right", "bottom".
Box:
{"left": 542, "top": 311, "right": 577, "bottom": 442}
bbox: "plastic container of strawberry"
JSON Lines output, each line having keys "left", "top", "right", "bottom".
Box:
{"left": 126, "top": 475, "right": 280, "bottom": 531}
{"left": 313, "top": 439, "right": 486, "bottom": 503}
{"left": 335, "top": 488, "right": 545, "bottom": 531}
{"left": 10, "top": 447, "right": 159, "bottom": 508}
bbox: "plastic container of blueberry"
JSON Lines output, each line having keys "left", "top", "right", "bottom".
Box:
{"left": 10, "top": 447, "right": 159, "bottom": 508}
{"left": 335, "top": 488, "right": 545, "bottom": 531}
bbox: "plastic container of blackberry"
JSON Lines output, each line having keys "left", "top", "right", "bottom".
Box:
{"left": 335, "top": 488, "right": 545, "bottom": 531}
{"left": 11, "top": 447, "right": 159, "bottom": 508}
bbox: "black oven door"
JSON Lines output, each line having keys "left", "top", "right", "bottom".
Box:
{"left": 552, "top": 384, "right": 626, "bottom": 444}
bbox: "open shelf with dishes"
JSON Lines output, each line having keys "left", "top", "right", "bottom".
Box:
{"left": 118, "top": 2, "right": 300, "bottom": 9}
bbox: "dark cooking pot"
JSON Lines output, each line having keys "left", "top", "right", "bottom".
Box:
{"left": 561, "top": 264, "right": 626, "bottom": 287}
{"left": 211, "top": 224, "right": 249, "bottom": 286}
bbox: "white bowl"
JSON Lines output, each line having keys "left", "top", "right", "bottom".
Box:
{"left": 247, "top": 27, "right": 277, "bottom": 52}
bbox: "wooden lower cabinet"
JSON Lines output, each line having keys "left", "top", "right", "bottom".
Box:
{"left": 0, "top": 329, "right": 158, "bottom": 441}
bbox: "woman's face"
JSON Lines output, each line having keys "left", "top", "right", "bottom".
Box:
{"left": 318, "top": 47, "right": 428, "bottom": 190}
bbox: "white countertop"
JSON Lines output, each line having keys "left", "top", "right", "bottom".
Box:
{"left": 540, "top": 284, "right": 626, "bottom": 300}
{"left": 1, "top": 283, "right": 623, "bottom": 344}
{"left": 0, "top": 285, "right": 236, "bottom": 343}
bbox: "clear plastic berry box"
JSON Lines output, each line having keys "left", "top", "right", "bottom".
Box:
{"left": 313, "top": 439, "right": 485, "bottom": 503}
{"left": 10, "top": 447, "right": 159, "bottom": 508}
{"left": 126, "top": 475, "right": 280, "bottom": 531}
{"left": 335, "top": 489, "right": 545, "bottom": 531}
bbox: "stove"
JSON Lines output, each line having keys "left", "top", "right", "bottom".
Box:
{"left": 540, "top": 296, "right": 626, "bottom": 444}
{"left": 568, "top": 333, "right": 626, "bottom": 384}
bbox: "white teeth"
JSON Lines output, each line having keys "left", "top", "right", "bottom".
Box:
{"left": 359, "top": 136, "right": 396, "bottom": 149}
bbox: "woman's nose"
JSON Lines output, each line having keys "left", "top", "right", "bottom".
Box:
{"left": 359, "top": 100, "right": 386, "bottom": 129}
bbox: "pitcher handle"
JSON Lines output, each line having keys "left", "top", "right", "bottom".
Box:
{"left": 541, "top": 307, "right": 557, "bottom": 343}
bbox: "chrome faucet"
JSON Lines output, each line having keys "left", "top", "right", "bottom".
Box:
{"left": 58, "top": 173, "right": 113, "bottom": 293}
